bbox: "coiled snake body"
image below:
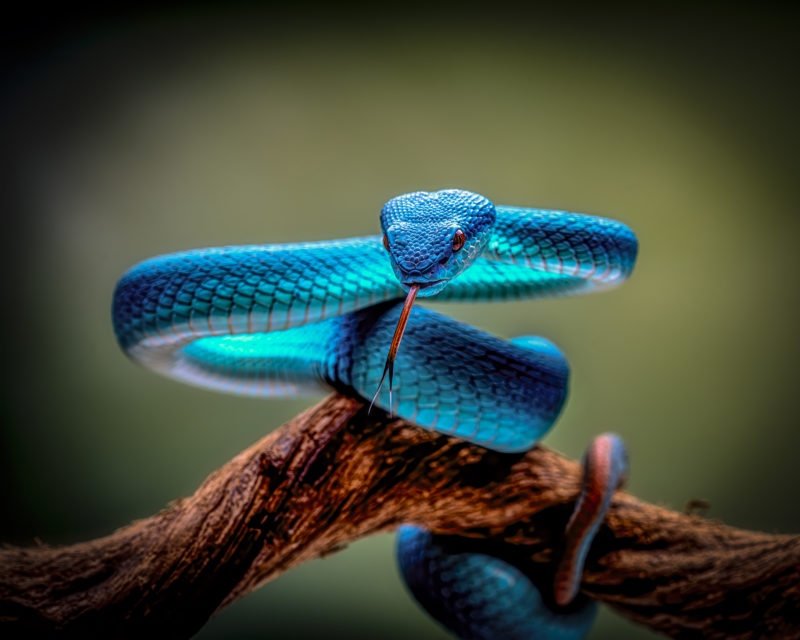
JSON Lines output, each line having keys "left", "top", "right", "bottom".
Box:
{"left": 113, "top": 189, "right": 637, "bottom": 639}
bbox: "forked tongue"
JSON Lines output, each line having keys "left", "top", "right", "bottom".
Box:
{"left": 369, "top": 284, "right": 419, "bottom": 416}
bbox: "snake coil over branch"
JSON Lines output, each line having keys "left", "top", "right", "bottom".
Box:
{"left": 3, "top": 190, "right": 797, "bottom": 638}
{"left": 110, "top": 189, "right": 641, "bottom": 636}
{"left": 0, "top": 394, "right": 798, "bottom": 638}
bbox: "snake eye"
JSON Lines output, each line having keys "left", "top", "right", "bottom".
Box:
{"left": 382, "top": 234, "right": 390, "bottom": 251}
{"left": 452, "top": 229, "right": 466, "bottom": 252}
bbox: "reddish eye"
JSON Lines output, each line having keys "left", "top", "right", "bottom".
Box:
{"left": 383, "top": 234, "right": 390, "bottom": 251}
{"left": 452, "top": 229, "right": 466, "bottom": 252}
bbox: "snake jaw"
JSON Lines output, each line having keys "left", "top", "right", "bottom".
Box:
{"left": 400, "top": 278, "right": 447, "bottom": 297}
{"left": 368, "top": 284, "right": 419, "bottom": 417}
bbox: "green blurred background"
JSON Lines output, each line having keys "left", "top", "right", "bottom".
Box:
{"left": 2, "top": 5, "right": 798, "bottom": 639}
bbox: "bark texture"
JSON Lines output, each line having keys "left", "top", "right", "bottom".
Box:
{"left": 1, "top": 393, "right": 798, "bottom": 638}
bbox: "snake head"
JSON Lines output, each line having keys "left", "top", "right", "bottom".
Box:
{"left": 370, "top": 188, "right": 496, "bottom": 415}
{"left": 380, "top": 189, "right": 496, "bottom": 297}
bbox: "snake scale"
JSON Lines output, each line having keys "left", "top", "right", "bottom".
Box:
{"left": 113, "top": 189, "right": 638, "bottom": 639}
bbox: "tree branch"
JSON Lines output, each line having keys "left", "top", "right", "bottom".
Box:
{"left": 1, "top": 394, "right": 798, "bottom": 638}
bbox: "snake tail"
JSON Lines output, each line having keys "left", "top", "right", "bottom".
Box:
{"left": 397, "top": 433, "right": 629, "bottom": 639}
{"left": 554, "top": 433, "right": 629, "bottom": 606}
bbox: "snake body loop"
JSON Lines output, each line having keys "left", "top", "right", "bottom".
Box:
{"left": 113, "top": 189, "right": 637, "bottom": 639}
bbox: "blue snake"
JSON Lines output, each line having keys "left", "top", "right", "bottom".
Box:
{"left": 112, "top": 189, "right": 637, "bottom": 639}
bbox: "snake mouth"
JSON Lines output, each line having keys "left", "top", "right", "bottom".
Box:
{"left": 402, "top": 279, "right": 446, "bottom": 297}
{"left": 403, "top": 280, "right": 444, "bottom": 290}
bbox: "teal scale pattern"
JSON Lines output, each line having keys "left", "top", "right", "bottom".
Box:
{"left": 396, "top": 526, "right": 598, "bottom": 640}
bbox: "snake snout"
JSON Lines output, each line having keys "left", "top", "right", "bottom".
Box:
{"left": 401, "top": 276, "right": 447, "bottom": 297}
{"left": 397, "top": 264, "right": 448, "bottom": 296}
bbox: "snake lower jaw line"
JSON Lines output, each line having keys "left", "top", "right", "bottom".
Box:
{"left": 402, "top": 279, "right": 447, "bottom": 297}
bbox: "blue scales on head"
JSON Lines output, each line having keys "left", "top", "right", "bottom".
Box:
{"left": 380, "top": 189, "right": 497, "bottom": 296}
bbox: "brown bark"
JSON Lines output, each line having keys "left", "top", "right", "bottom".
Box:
{"left": 1, "top": 393, "right": 798, "bottom": 639}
